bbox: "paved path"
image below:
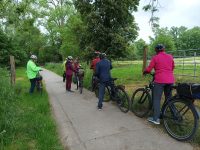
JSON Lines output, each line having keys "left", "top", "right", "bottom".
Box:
{"left": 41, "top": 69, "right": 194, "bottom": 150}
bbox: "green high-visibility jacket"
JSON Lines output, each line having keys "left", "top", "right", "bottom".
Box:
{"left": 62, "top": 60, "right": 67, "bottom": 71}
{"left": 26, "top": 60, "right": 41, "bottom": 79}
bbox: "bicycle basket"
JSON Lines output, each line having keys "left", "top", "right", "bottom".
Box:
{"left": 177, "top": 83, "right": 200, "bottom": 99}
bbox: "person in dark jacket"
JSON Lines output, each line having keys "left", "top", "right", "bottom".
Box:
{"left": 66, "top": 56, "right": 75, "bottom": 92}
{"left": 95, "top": 53, "right": 113, "bottom": 110}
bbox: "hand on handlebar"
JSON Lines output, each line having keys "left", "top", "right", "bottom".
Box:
{"left": 143, "top": 71, "right": 148, "bottom": 75}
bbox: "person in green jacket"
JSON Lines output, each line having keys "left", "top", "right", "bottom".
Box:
{"left": 27, "top": 55, "right": 42, "bottom": 93}
{"left": 62, "top": 58, "right": 67, "bottom": 82}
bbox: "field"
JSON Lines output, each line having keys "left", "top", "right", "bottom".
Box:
{"left": 0, "top": 68, "right": 63, "bottom": 150}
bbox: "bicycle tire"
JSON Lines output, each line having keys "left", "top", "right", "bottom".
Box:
{"left": 131, "top": 88, "right": 152, "bottom": 118}
{"left": 79, "top": 80, "right": 83, "bottom": 94}
{"left": 163, "top": 98, "right": 199, "bottom": 141}
{"left": 94, "top": 83, "right": 111, "bottom": 102}
{"left": 76, "top": 76, "right": 79, "bottom": 90}
{"left": 40, "top": 82, "right": 43, "bottom": 95}
{"left": 115, "top": 86, "right": 130, "bottom": 113}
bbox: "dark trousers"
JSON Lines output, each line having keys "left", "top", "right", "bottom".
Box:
{"left": 98, "top": 81, "right": 114, "bottom": 108}
{"left": 63, "top": 71, "right": 66, "bottom": 82}
{"left": 29, "top": 77, "right": 42, "bottom": 93}
{"left": 153, "top": 83, "right": 173, "bottom": 120}
{"left": 66, "top": 75, "right": 72, "bottom": 90}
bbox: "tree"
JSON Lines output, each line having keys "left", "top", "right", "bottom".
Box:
{"left": 169, "top": 26, "right": 187, "bottom": 50}
{"left": 75, "top": 0, "right": 139, "bottom": 59}
{"left": 150, "top": 28, "right": 176, "bottom": 54}
{"left": 60, "top": 13, "right": 86, "bottom": 58}
{"left": 178, "top": 27, "right": 200, "bottom": 50}
{"left": 134, "top": 39, "right": 147, "bottom": 59}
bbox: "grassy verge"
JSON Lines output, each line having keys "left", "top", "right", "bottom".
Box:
{"left": 0, "top": 67, "right": 63, "bottom": 150}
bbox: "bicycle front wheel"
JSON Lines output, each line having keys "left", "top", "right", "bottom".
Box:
{"left": 131, "top": 88, "right": 152, "bottom": 118}
{"left": 163, "top": 99, "right": 199, "bottom": 141}
{"left": 116, "top": 86, "right": 130, "bottom": 113}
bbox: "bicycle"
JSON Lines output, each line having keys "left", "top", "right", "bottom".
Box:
{"left": 77, "top": 68, "right": 84, "bottom": 94}
{"left": 36, "top": 71, "right": 43, "bottom": 95}
{"left": 131, "top": 74, "right": 199, "bottom": 141}
{"left": 94, "top": 78, "right": 130, "bottom": 113}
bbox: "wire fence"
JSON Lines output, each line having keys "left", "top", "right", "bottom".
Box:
{"left": 168, "top": 49, "right": 200, "bottom": 80}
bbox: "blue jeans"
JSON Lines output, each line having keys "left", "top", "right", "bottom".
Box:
{"left": 29, "top": 77, "right": 42, "bottom": 93}
{"left": 153, "top": 83, "right": 173, "bottom": 120}
{"left": 98, "top": 81, "right": 114, "bottom": 108}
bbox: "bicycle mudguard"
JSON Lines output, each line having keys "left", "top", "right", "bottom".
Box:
{"left": 194, "top": 106, "right": 200, "bottom": 119}
{"left": 116, "top": 85, "right": 125, "bottom": 90}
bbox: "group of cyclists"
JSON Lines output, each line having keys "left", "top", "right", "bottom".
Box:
{"left": 26, "top": 44, "right": 175, "bottom": 125}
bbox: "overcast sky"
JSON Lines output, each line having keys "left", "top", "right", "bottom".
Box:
{"left": 134, "top": 0, "right": 200, "bottom": 43}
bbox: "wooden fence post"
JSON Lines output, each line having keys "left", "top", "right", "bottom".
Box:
{"left": 142, "top": 46, "right": 148, "bottom": 76}
{"left": 10, "top": 56, "right": 16, "bottom": 85}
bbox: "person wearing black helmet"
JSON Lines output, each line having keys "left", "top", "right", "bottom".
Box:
{"left": 143, "top": 44, "right": 175, "bottom": 125}
{"left": 90, "top": 51, "right": 101, "bottom": 91}
{"left": 95, "top": 52, "right": 113, "bottom": 110}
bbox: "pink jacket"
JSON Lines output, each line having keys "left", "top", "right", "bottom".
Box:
{"left": 145, "top": 52, "right": 175, "bottom": 84}
{"left": 66, "top": 61, "right": 74, "bottom": 76}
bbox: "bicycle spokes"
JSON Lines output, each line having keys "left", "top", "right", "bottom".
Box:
{"left": 163, "top": 100, "right": 198, "bottom": 141}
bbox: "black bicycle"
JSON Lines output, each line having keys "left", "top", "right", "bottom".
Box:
{"left": 94, "top": 78, "right": 130, "bottom": 113}
{"left": 36, "top": 71, "right": 43, "bottom": 95}
{"left": 77, "top": 69, "right": 84, "bottom": 94}
{"left": 131, "top": 74, "right": 199, "bottom": 141}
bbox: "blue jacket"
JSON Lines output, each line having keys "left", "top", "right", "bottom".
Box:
{"left": 95, "top": 58, "right": 112, "bottom": 82}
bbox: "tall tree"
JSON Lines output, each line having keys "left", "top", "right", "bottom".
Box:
{"left": 75, "top": 0, "right": 139, "bottom": 59}
{"left": 178, "top": 27, "right": 200, "bottom": 50}
{"left": 134, "top": 39, "right": 147, "bottom": 59}
{"left": 169, "top": 26, "right": 187, "bottom": 50}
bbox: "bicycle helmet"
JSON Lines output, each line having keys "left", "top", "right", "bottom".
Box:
{"left": 30, "top": 55, "right": 37, "bottom": 60}
{"left": 155, "top": 44, "right": 165, "bottom": 52}
{"left": 100, "top": 53, "right": 106, "bottom": 59}
{"left": 94, "top": 51, "right": 100, "bottom": 54}
{"left": 67, "top": 56, "right": 73, "bottom": 60}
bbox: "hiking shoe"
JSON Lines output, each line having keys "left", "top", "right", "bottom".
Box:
{"left": 97, "top": 106, "right": 102, "bottom": 111}
{"left": 147, "top": 117, "right": 160, "bottom": 125}
{"left": 67, "top": 89, "right": 74, "bottom": 92}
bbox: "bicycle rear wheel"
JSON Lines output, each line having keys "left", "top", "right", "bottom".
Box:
{"left": 115, "top": 86, "right": 130, "bottom": 113}
{"left": 163, "top": 98, "right": 199, "bottom": 141}
{"left": 94, "top": 84, "right": 111, "bottom": 102}
{"left": 79, "top": 80, "right": 83, "bottom": 94}
{"left": 131, "top": 88, "right": 152, "bottom": 118}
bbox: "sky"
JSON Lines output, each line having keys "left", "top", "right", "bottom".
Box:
{"left": 134, "top": 0, "right": 200, "bottom": 43}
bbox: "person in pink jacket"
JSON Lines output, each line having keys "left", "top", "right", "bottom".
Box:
{"left": 143, "top": 44, "right": 175, "bottom": 125}
{"left": 66, "top": 56, "right": 75, "bottom": 92}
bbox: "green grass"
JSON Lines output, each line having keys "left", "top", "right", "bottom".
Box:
{"left": 0, "top": 67, "right": 63, "bottom": 150}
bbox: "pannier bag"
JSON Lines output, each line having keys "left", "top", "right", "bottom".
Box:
{"left": 177, "top": 83, "right": 200, "bottom": 99}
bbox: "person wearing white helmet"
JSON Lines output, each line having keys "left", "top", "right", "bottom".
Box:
{"left": 27, "top": 55, "right": 42, "bottom": 93}
{"left": 66, "top": 56, "right": 75, "bottom": 92}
